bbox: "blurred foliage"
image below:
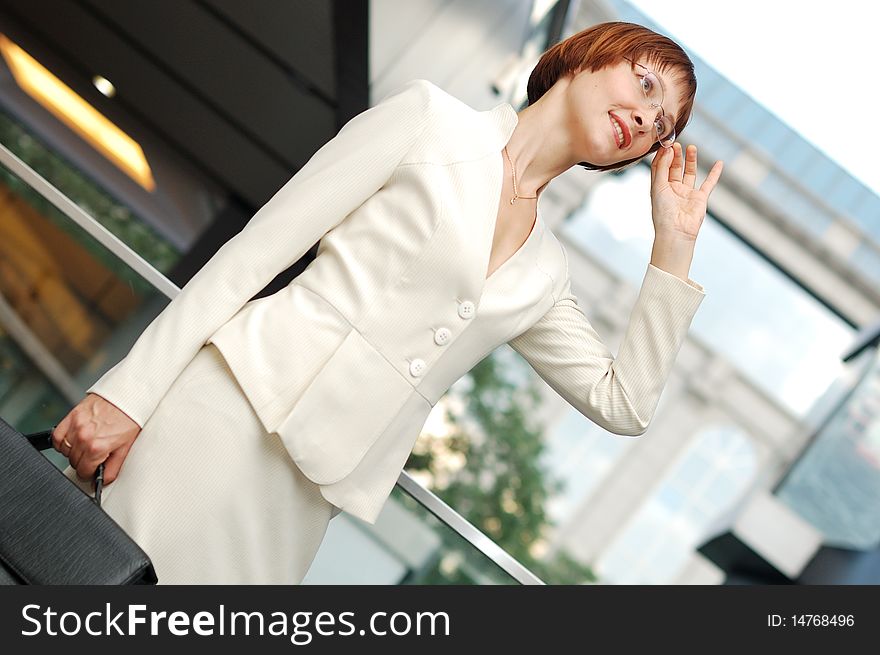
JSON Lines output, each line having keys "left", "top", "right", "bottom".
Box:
{"left": 0, "top": 325, "right": 68, "bottom": 459}
{"left": 406, "top": 350, "right": 598, "bottom": 585}
{"left": 0, "top": 110, "right": 179, "bottom": 296}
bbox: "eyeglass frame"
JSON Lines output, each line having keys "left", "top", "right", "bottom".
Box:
{"left": 622, "top": 57, "right": 676, "bottom": 149}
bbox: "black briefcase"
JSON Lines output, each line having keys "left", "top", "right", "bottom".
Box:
{"left": 0, "top": 416, "right": 157, "bottom": 584}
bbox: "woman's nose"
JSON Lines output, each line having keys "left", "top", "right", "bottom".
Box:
{"left": 631, "top": 108, "right": 652, "bottom": 136}
{"left": 632, "top": 109, "right": 648, "bottom": 131}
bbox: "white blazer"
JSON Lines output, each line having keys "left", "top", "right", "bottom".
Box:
{"left": 87, "top": 79, "right": 706, "bottom": 524}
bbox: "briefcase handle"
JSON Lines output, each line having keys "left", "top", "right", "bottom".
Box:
{"left": 23, "top": 427, "right": 105, "bottom": 508}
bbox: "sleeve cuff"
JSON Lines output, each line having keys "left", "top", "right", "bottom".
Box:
{"left": 647, "top": 263, "right": 705, "bottom": 295}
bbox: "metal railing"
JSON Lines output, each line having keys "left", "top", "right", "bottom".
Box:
{"left": 0, "top": 141, "right": 546, "bottom": 585}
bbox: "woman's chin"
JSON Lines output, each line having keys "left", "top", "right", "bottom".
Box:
{"left": 595, "top": 142, "right": 632, "bottom": 166}
{"left": 608, "top": 147, "right": 649, "bottom": 168}
{"left": 582, "top": 142, "right": 645, "bottom": 168}
{"left": 599, "top": 152, "right": 635, "bottom": 168}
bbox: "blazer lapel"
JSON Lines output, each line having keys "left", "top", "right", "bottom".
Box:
{"left": 464, "top": 101, "right": 520, "bottom": 305}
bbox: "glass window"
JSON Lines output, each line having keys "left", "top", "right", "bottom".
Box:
{"left": 825, "top": 171, "right": 865, "bottom": 218}
{"left": 776, "top": 349, "right": 880, "bottom": 550}
{"left": 759, "top": 172, "right": 832, "bottom": 239}
{"left": 540, "top": 407, "right": 634, "bottom": 524}
{"left": 693, "top": 63, "right": 726, "bottom": 106}
{"left": 305, "top": 486, "right": 527, "bottom": 584}
{"left": 563, "top": 167, "right": 855, "bottom": 417}
{"left": 851, "top": 193, "right": 880, "bottom": 241}
{"left": 751, "top": 119, "right": 795, "bottom": 160}
{"left": 404, "top": 348, "right": 601, "bottom": 584}
{"left": 595, "top": 426, "right": 757, "bottom": 584}
{"left": 776, "top": 133, "right": 819, "bottom": 176}
{"left": 704, "top": 83, "right": 746, "bottom": 119}
{"left": 727, "top": 101, "right": 769, "bottom": 137}
{"left": 788, "top": 191, "right": 833, "bottom": 238}
{"left": 0, "top": 110, "right": 181, "bottom": 274}
{"left": 657, "top": 484, "right": 688, "bottom": 513}
{"left": 684, "top": 115, "right": 742, "bottom": 163}
{"left": 799, "top": 158, "right": 836, "bottom": 197}
{"left": 849, "top": 241, "right": 880, "bottom": 285}
{"left": 0, "top": 160, "right": 170, "bottom": 448}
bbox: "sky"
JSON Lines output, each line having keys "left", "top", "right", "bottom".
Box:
{"left": 626, "top": 0, "right": 880, "bottom": 196}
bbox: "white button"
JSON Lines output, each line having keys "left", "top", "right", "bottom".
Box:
{"left": 458, "top": 300, "right": 475, "bottom": 319}
{"left": 434, "top": 327, "right": 451, "bottom": 345}
{"left": 409, "top": 358, "right": 426, "bottom": 377}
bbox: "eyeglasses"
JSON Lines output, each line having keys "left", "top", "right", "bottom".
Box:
{"left": 623, "top": 57, "right": 676, "bottom": 148}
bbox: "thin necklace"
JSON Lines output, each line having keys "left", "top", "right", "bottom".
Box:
{"left": 503, "top": 146, "right": 537, "bottom": 205}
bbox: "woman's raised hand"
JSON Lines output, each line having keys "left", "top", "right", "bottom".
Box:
{"left": 52, "top": 393, "right": 142, "bottom": 488}
{"left": 650, "top": 142, "right": 723, "bottom": 241}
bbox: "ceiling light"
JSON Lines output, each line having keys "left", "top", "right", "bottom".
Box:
{"left": 0, "top": 34, "right": 155, "bottom": 192}
{"left": 92, "top": 74, "right": 115, "bottom": 97}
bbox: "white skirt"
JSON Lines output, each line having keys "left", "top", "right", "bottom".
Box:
{"left": 63, "top": 343, "right": 337, "bottom": 585}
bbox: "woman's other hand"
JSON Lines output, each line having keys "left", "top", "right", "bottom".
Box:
{"left": 52, "top": 393, "right": 142, "bottom": 486}
{"left": 650, "top": 142, "right": 723, "bottom": 241}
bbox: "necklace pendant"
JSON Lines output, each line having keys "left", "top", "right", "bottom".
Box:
{"left": 510, "top": 197, "right": 516, "bottom": 205}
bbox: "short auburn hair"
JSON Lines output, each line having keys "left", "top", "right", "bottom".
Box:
{"left": 527, "top": 21, "right": 697, "bottom": 172}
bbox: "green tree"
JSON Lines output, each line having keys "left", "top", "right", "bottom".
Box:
{"left": 405, "top": 348, "right": 597, "bottom": 584}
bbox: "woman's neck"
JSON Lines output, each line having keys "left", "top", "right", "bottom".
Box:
{"left": 505, "top": 78, "right": 582, "bottom": 199}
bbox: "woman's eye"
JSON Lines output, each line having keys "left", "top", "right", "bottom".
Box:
{"left": 640, "top": 76, "right": 652, "bottom": 94}
{"left": 655, "top": 118, "right": 669, "bottom": 137}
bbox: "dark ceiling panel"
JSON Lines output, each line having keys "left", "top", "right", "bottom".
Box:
{"left": 0, "top": 0, "right": 369, "bottom": 216}
{"left": 81, "top": 0, "right": 333, "bottom": 165}
{"left": 205, "top": 0, "right": 335, "bottom": 100}
{"left": 0, "top": 0, "right": 313, "bottom": 205}
{"left": 332, "top": 0, "right": 368, "bottom": 125}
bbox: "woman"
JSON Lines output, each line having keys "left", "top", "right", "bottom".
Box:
{"left": 56, "top": 21, "right": 721, "bottom": 584}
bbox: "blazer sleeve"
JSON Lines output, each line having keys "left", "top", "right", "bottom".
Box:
{"left": 507, "top": 251, "right": 705, "bottom": 437}
{"left": 86, "top": 79, "right": 433, "bottom": 428}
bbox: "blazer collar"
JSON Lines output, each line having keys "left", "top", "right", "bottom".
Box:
{"left": 440, "top": 98, "right": 519, "bottom": 162}
{"left": 485, "top": 101, "right": 519, "bottom": 151}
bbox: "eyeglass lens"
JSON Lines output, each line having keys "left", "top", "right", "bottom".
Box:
{"left": 639, "top": 71, "right": 674, "bottom": 145}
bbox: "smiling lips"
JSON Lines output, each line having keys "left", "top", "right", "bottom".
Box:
{"left": 609, "top": 112, "right": 631, "bottom": 149}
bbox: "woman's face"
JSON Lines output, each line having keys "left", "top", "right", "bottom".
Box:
{"left": 564, "top": 57, "right": 686, "bottom": 167}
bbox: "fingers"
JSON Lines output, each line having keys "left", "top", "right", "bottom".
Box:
{"left": 102, "top": 442, "right": 133, "bottom": 485}
{"left": 668, "top": 142, "right": 684, "bottom": 183}
{"left": 651, "top": 145, "right": 672, "bottom": 186}
{"left": 699, "top": 160, "right": 724, "bottom": 195}
{"left": 51, "top": 410, "right": 72, "bottom": 454}
{"left": 73, "top": 445, "right": 106, "bottom": 481}
{"left": 682, "top": 144, "right": 698, "bottom": 187}
{"left": 52, "top": 399, "right": 104, "bottom": 481}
